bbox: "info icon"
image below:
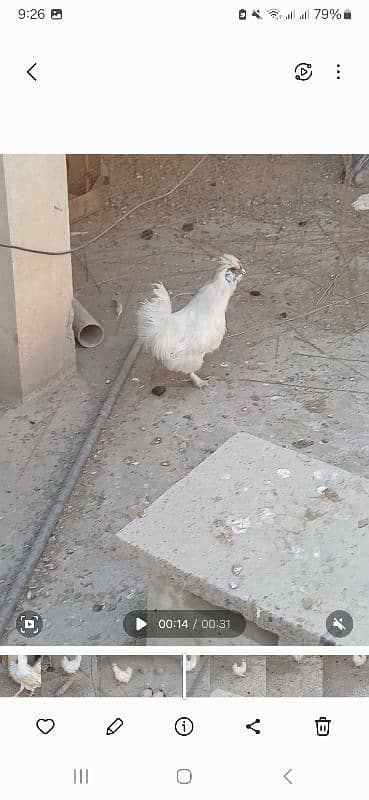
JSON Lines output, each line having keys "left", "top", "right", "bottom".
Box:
{"left": 16, "top": 611, "right": 43, "bottom": 637}
{"left": 326, "top": 610, "right": 353, "bottom": 639}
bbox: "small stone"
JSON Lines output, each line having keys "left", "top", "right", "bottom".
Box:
{"left": 321, "top": 487, "right": 341, "bottom": 503}
{"left": 279, "top": 311, "right": 287, "bottom": 318}
{"left": 302, "top": 597, "right": 314, "bottom": 610}
{"left": 277, "top": 468, "right": 291, "bottom": 478}
{"left": 229, "top": 582, "right": 239, "bottom": 590}
{"left": 93, "top": 602, "right": 105, "bottom": 612}
{"left": 358, "top": 518, "right": 369, "bottom": 528}
{"left": 26, "top": 590, "right": 32, "bottom": 600}
{"left": 161, "top": 461, "right": 170, "bottom": 466}
{"left": 292, "top": 439, "right": 314, "bottom": 449}
{"left": 152, "top": 385, "right": 166, "bottom": 396}
{"left": 182, "top": 222, "right": 194, "bottom": 231}
{"left": 232, "top": 564, "right": 243, "bottom": 576}
{"left": 250, "top": 289, "right": 262, "bottom": 297}
{"left": 153, "top": 437, "right": 162, "bottom": 444}
{"left": 141, "top": 228, "right": 154, "bottom": 239}
{"left": 298, "top": 220, "right": 308, "bottom": 226}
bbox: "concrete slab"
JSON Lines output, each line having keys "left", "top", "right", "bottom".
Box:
{"left": 117, "top": 432, "right": 369, "bottom": 645}
{"left": 266, "top": 656, "right": 323, "bottom": 696}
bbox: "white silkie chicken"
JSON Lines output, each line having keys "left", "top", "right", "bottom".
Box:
{"left": 8, "top": 655, "right": 41, "bottom": 696}
{"left": 137, "top": 254, "right": 245, "bottom": 387}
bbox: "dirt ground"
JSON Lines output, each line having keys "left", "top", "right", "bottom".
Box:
{"left": 2, "top": 155, "right": 369, "bottom": 645}
{"left": 186, "top": 655, "right": 369, "bottom": 697}
{"left": 41, "top": 654, "right": 181, "bottom": 697}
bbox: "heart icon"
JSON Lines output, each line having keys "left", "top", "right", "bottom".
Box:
{"left": 36, "top": 718, "right": 55, "bottom": 734}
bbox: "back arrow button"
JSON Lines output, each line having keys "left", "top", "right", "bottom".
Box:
{"left": 27, "top": 63, "right": 37, "bottom": 81}
{"left": 283, "top": 769, "right": 293, "bottom": 785}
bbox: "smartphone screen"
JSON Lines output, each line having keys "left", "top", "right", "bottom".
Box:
{"left": 0, "top": 2, "right": 368, "bottom": 796}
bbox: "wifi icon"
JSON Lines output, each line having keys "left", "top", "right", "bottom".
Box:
{"left": 268, "top": 8, "right": 281, "bottom": 17}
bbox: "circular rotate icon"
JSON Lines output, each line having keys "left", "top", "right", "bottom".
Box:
{"left": 326, "top": 610, "right": 353, "bottom": 638}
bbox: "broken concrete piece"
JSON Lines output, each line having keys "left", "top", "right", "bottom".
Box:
{"left": 117, "top": 433, "right": 369, "bottom": 644}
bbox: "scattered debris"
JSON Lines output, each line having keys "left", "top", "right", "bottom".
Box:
{"left": 279, "top": 311, "right": 287, "bottom": 318}
{"left": 358, "top": 518, "right": 369, "bottom": 529}
{"left": 232, "top": 660, "right": 247, "bottom": 677}
{"left": 293, "top": 655, "right": 304, "bottom": 663}
{"left": 352, "top": 194, "right": 369, "bottom": 211}
{"left": 111, "top": 664, "right": 133, "bottom": 684}
{"left": 93, "top": 602, "right": 105, "bottom": 612}
{"left": 277, "top": 468, "right": 291, "bottom": 478}
{"left": 182, "top": 222, "right": 194, "bottom": 231}
{"left": 292, "top": 439, "right": 313, "bottom": 449}
{"left": 232, "top": 564, "right": 243, "bottom": 576}
{"left": 229, "top": 518, "right": 251, "bottom": 535}
{"left": 229, "top": 582, "right": 239, "bottom": 590}
{"left": 153, "top": 436, "right": 162, "bottom": 444}
{"left": 141, "top": 228, "right": 154, "bottom": 239}
{"left": 298, "top": 220, "right": 308, "bottom": 226}
{"left": 152, "top": 385, "right": 166, "bottom": 396}
{"left": 320, "top": 487, "right": 341, "bottom": 503}
{"left": 250, "top": 290, "right": 262, "bottom": 297}
{"left": 302, "top": 597, "right": 314, "bottom": 610}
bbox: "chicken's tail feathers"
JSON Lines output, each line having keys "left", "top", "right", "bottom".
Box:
{"left": 7, "top": 657, "right": 18, "bottom": 682}
{"left": 137, "top": 282, "right": 173, "bottom": 346}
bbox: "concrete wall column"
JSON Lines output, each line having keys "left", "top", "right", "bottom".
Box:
{"left": 0, "top": 155, "right": 75, "bottom": 403}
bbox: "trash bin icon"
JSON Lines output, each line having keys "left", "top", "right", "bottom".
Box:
{"left": 315, "top": 717, "right": 331, "bottom": 736}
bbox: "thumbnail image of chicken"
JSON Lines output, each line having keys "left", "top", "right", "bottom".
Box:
{"left": 41, "top": 656, "right": 97, "bottom": 697}
{"left": 0, "top": 655, "right": 41, "bottom": 697}
{"left": 137, "top": 254, "right": 245, "bottom": 388}
{"left": 97, "top": 655, "right": 182, "bottom": 697}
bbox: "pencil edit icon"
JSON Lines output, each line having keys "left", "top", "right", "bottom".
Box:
{"left": 106, "top": 717, "right": 124, "bottom": 736}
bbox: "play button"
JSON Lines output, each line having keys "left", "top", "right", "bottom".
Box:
{"left": 123, "top": 610, "right": 148, "bottom": 638}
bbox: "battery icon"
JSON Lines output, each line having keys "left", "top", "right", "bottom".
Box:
{"left": 344, "top": 9, "right": 352, "bottom": 19}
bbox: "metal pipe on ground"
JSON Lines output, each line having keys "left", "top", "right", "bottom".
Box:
{"left": 0, "top": 338, "right": 142, "bottom": 640}
{"left": 72, "top": 298, "right": 104, "bottom": 347}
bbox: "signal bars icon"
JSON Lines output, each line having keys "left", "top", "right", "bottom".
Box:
{"left": 300, "top": 9, "right": 310, "bottom": 18}
{"left": 285, "top": 10, "right": 295, "bottom": 19}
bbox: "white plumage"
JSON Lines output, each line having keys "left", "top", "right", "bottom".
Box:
{"left": 186, "top": 655, "right": 199, "bottom": 672}
{"left": 61, "top": 655, "right": 82, "bottom": 674}
{"left": 352, "top": 655, "right": 367, "bottom": 667}
{"left": 137, "top": 254, "right": 245, "bottom": 387}
{"left": 8, "top": 655, "right": 41, "bottom": 696}
{"left": 232, "top": 660, "right": 247, "bottom": 677}
{"left": 111, "top": 663, "right": 133, "bottom": 684}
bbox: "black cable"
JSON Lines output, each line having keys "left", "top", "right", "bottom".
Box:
{"left": 0, "top": 155, "right": 208, "bottom": 257}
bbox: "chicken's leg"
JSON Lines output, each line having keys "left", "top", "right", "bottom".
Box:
{"left": 190, "top": 372, "right": 208, "bottom": 388}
